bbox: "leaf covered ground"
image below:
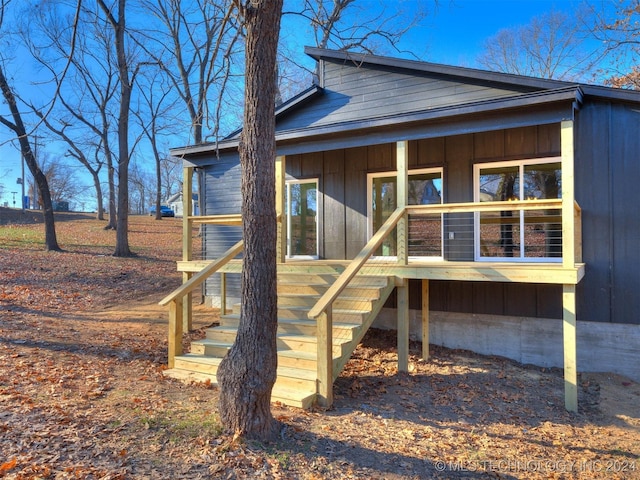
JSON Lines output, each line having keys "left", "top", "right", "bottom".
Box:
{"left": 0, "top": 208, "right": 639, "bottom": 479}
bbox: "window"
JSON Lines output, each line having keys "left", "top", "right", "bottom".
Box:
{"left": 285, "top": 179, "right": 318, "bottom": 258}
{"left": 368, "top": 168, "right": 443, "bottom": 258}
{"left": 474, "top": 158, "right": 562, "bottom": 261}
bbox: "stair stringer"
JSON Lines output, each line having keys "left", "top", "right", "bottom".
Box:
{"left": 329, "top": 276, "right": 396, "bottom": 381}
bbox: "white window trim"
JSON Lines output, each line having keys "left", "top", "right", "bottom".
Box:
{"left": 473, "top": 156, "right": 561, "bottom": 263}
{"left": 367, "top": 167, "right": 444, "bottom": 261}
{"left": 285, "top": 178, "right": 319, "bottom": 260}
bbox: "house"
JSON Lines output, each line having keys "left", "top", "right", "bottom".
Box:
{"left": 166, "top": 191, "right": 199, "bottom": 217}
{"left": 162, "top": 47, "right": 640, "bottom": 410}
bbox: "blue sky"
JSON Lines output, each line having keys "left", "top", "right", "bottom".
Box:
{"left": 406, "top": 0, "right": 587, "bottom": 66}
{"left": 0, "top": 0, "right": 599, "bottom": 209}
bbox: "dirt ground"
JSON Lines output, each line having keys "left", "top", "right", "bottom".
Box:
{"left": 0, "top": 209, "right": 638, "bottom": 479}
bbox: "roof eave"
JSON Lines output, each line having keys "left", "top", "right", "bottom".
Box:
{"left": 171, "top": 86, "right": 582, "bottom": 159}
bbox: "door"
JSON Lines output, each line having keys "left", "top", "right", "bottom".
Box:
{"left": 286, "top": 179, "right": 318, "bottom": 259}
{"left": 368, "top": 169, "right": 443, "bottom": 258}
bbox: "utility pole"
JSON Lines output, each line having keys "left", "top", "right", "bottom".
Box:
{"left": 20, "top": 152, "right": 25, "bottom": 212}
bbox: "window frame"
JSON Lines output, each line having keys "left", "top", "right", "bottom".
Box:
{"left": 473, "top": 156, "right": 562, "bottom": 263}
{"left": 367, "top": 167, "right": 444, "bottom": 261}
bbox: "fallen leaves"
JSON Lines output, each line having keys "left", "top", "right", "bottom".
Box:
{"left": 0, "top": 215, "right": 639, "bottom": 479}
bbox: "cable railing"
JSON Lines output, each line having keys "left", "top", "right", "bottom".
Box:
{"left": 307, "top": 197, "right": 580, "bottom": 406}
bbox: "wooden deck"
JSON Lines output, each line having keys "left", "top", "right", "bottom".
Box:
{"left": 177, "top": 258, "right": 585, "bottom": 285}
{"left": 165, "top": 257, "right": 585, "bottom": 408}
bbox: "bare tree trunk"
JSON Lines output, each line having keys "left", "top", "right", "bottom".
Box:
{"left": 0, "top": 66, "right": 60, "bottom": 251}
{"left": 105, "top": 159, "right": 118, "bottom": 229}
{"left": 91, "top": 170, "right": 105, "bottom": 221}
{"left": 217, "top": 0, "right": 283, "bottom": 441}
{"left": 98, "top": 0, "right": 133, "bottom": 256}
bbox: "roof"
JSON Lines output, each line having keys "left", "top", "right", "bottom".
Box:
{"left": 171, "top": 47, "right": 640, "bottom": 159}
{"left": 305, "top": 47, "right": 640, "bottom": 103}
{"left": 166, "top": 192, "right": 198, "bottom": 203}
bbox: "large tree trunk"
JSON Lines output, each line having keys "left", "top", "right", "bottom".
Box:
{"left": 100, "top": 0, "right": 133, "bottom": 256}
{"left": 217, "top": 0, "right": 283, "bottom": 441}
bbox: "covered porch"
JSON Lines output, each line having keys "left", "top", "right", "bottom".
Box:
{"left": 162, "top": 120, "right": 584, "bottom": 411}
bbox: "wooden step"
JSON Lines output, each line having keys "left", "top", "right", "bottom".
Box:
{"left": 220, "top": 314, "right": 359, "bottom": 339}
{"left": 275, "top": 305, "right": 369, "bottom": 324}
{"left": 271, "top": 387, "right": 316, "bottom": 409}
{"left": 164, "top": 364, "right": 316, "bottom": 409}
{"left": 276, "top": 334, "right": 347, "bottom": 356}
{"left": 277, "top": 293, "right": 377, "bottom": 311}
{"left": 190, "top": 339, "right": 231, "bottom": 357}
{"left": 172, "top": 354, "right": 319, "bottom": 391}
{"left": 276, "top": 273, "right": 339, "bottom": 285}
{"left": 277, "top": 349, "right": 317, "bottom": 370}
{"left": 278, "top": 282, "right": 329, "bottom": 295}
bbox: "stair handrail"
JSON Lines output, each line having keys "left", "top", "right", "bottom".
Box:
{"left": 309, "top": 207, "right": 405, "bottom": 407}
{"left": 159, "top": 239, "right": 244, "bottom": 307}
{"left": 308, "top": 207, "right": 406, "bottom": 321}
{"left": 160, "top": 239, "right": 244, "bottom": 368}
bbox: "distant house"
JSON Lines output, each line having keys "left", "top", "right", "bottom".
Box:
{"left": 166, "top": 192, "right": 199, "bottom": 217}
{"left": 165, "top": 47, "right": 640, "bottom": 409}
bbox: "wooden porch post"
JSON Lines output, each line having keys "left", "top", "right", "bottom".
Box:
{"left": 275, "top": 155, "right": 286, "bottom": 263}
{"left": 182, "top": 167, "right": 194, "bottom": 331}
{"left": 563, "top": 284, "right": 578, "bottom": 412}
{"left": 561, "top": 120, "right": 576, "bottom": 269}
{"left": 397, "top": 279, "right": 409, "bottom": 372}
{"left": 561, "top": 119, "right": 578, "bottom": 412}
{"left": 422, "top": 279, "right": 429, "bottom": 361}
{"left": 396, "top": 141, "right": 409, "bottom": 372}
{"left": 168, "top": 297, "right": 183, "bottom": 368}
{"left": 317, "top": 308, "right": 333, "bottom": 407}
{"left": 396, "top": 141, "right": 409, "bottom": 265}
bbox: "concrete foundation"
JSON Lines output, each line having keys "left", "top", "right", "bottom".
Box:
{"left": 374, "top": 309, "right": 640, "bottom": 383}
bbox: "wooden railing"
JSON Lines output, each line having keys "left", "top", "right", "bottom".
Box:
{"left": 574, "top": 201, "right": 582, "bottom": 263}
{"left": 308, "top": 207, "right": 406, "bottom": 406}
{"left": 159, "top": 239, "right": 243, "bottom": 368}
{"left": 405, "top": 198, "right": 562, "bottom": 215}
{"left": 307, "top": 198, "right": 580, "bottom": 406}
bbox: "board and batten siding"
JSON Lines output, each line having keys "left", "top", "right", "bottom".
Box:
{"left": 282, "top": 124, "right": 566, "bottom": 320}
{"left": 201, "top": 155, "right": 242, "bottom": 306}
{"left": 575, "top": 100, "right": 640, "bottom": 325}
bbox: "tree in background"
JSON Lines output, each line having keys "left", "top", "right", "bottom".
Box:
{"left": 477, "top": 9, "right": 597, "bottom": 81}
{"left": 0, "top": 0, "right": 60, "bottom": 251}
{"left": 97, "top": 0, "right": 138, "bottom": 256}
{"left": 590, "top": 0, "right": 640, "bottom": 89}
{"left": 133, "top": 68, "right": 179, "bottom": 220}
{"left": 277, "top": 0, "right": 430, "bottom": 100}
{"left": 141, "top": 0, "right": 243, "bottom": 145}
{"left": 216, "top": 0, "right": 283, "bottom": 441}
{"left": 25, "top": 0, "right": 121, "bottom": 226}
{"left": 35, "top": 153, "right": 83, "bottom": 205}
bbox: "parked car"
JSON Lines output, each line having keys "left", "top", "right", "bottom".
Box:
{"left": 149, "top": 205, "right": 175, "bottom": 217}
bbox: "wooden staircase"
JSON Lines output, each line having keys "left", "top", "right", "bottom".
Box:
{"left": 164, "top": 268, "right": 396, "bottom": 408}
